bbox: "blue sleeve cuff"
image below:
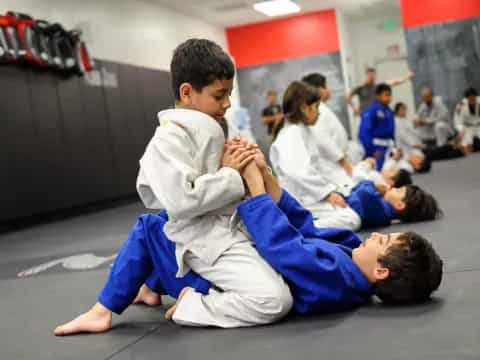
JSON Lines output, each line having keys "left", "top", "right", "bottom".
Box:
{"left": 238, "top": 193, "right": 275, "bottom": 216}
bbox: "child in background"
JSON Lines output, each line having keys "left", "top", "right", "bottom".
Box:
{"left": 359, "top": 84, "right": 395, "bottom": 170}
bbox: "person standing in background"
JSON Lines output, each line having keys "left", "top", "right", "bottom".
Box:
{"left": 348, "top": 67, "right": 414, "bottom": 116}
{"left": 262, "top": 90, "right": 284, "bottom": 143}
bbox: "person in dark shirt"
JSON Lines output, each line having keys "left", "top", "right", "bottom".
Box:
{"left": 262, "top": 90, "right": 284, "bottom": 142}
{"left": 348, "top": 67, "right": 413, "bottom": 115}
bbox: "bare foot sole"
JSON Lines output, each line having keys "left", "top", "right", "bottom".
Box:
{"left": 165, "top": 287, "right": 191, "bottom": 321}
{"left": 54, "top": 303, "right": 112, "bottom": 336}
{"left": 133, "top": 284, "right": 162, "bottom": 306}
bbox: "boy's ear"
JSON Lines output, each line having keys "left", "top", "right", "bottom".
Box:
{"left": 374, "top": 264, "right": 390, "bottom": 281}
{"left": 179, "top": 82, "right": 194, "bottom": 104}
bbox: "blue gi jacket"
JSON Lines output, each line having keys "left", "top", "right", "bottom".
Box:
{"left": 238, "top": 191, "right": 373, "bottom": 314}
{"left": 359, "top": 100, "right": 395, "bottom": 169}
{"left": 346, "top": 180, "right": 397, "bottom": 229}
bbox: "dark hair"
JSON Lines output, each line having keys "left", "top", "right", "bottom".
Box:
{"left": 415, "top": 155, "right": 432, "bottom": 173}
{"left": 301, "top": 73, "right": 327, "bottom": 89}
{"left": 283, "top": 81, "right": 320, "bottom": 124}
{"left": 398, "top": 185, "right": 441, "bottom": 222}
{"left": 376, "top": 83, "right": 392, "bottom": 95}
{"left": 170, "top": 39, "right": 235, "bottom": 101}
{"left": 267, "top": 90, "right": 277, "bottom": 96}
{"left": 394, "top": 102, "right": 406, "bottom": 115}
{"left": 391, "top": 169, "right": 412, "bottom": 187}
{"left": 375, "top": 231, "right": 443, "bottom": 304}
{"left": 367, "top": 67, "right": 376, "bottom": 73}
{"left": 464, "top": 87, "right": 478, "bottom": 98}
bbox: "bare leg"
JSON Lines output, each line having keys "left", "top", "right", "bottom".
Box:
{"left": 132, "top": 284, "right": 162, "bottom": 306}
{"left": 54, "top": 302, "right": 112, "bottom": 336}
{"left": 165, "top": 287, "right": 191, "bottom": 320}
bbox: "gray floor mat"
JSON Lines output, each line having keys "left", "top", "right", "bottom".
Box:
{"left": 1, "top": 153, "right": 479, "bottom": 359}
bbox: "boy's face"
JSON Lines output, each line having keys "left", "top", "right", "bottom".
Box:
{"left": 352, "top": 232, "right": 404, "bottom": 283}
{"left": 409, "top": 154, "right": 425, "bottom": 171}
{"left": 397, "top": 105, "right": 407, "bottom": 118}
{"left": 319, "top": 86, "right": 330, "bottom": 102}
{"left": 377, "top": 91, "right": 392, "bottom": 105}
{"left": 384, "top": 186, "right": 406, "bottom": 211}
{"left": 178, "top": 79, "right": 233, "bottom": 122}
{"left": 302, "top": 101, "right": 320, "bottom": 126}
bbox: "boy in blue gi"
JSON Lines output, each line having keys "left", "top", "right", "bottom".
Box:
{"left": 359, "top": 84, "right": 395, "bottom": 170}
{"left": 54, "top": 145, "right": 443, "bottom": 334}
{"left": 345, "top": 180, "right": 441, "bottom": 229}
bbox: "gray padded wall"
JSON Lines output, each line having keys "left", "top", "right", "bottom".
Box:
{"left": 0, "top": 60, "right": 173, "bottom": 223}
{"left": 405, "top": 17, "right": 480, "bottom": 114}
{"left": 236, "top": 52, "right": 349, "bottom": 155}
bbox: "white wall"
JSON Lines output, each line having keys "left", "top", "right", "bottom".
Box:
{"left": 1, "top": 0, "right": 241, "bottom": 105}
{"left": 335, "top": 10, "right": 356, "bottom": 136}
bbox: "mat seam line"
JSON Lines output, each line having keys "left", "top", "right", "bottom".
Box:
{"left": 103, "top": 325, "right": 162, "bottom": 360}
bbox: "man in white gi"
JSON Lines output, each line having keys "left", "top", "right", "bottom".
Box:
{"left": 415, "top": 88, "right": 453, "bottom": 146}
{"left": 455, "top": 87, "right": 480, "bottom": 153}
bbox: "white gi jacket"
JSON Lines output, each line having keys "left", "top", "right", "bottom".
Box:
{"left": 137, "top": 109, "right": 247, "bottom": 276}
{"left": 454, "top": 97, "right": 480, "bottom": 130}
{"left": 395, "top": 117, "right": 424, "bottom": 156}
{"left": 416, "top": 98, "right": 450, "bottom": 140}
{"left": 270, "top": 123, "right": 337, "bottom": 207}
{"left": 311, "top": 102, "right": 349, "bottom": 162}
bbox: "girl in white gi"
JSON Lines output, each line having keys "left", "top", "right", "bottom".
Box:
{"left": 270, "top": 81, "right": 362, "bottom": 231}
{"left": 54, "top": 39, "right": 292, "bottom": 334}
{"left": 455, "top": 87, "right": 480, "bottom": 153}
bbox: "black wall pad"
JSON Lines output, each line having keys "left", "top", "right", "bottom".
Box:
{"left": 0, "top": 59, "right": 173, "bottom": 223}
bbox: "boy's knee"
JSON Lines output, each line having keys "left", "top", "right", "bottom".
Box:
{"left": 257, "top": 279, "right": 293, "bottom": 322}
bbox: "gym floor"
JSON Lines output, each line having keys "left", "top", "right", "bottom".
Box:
{"left": 1, "top": 154, "right": 479, "bottom": 360}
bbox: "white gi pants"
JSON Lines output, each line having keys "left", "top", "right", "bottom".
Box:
{"left": 172, "top": 241, "right": 293, "bottom": 328}
{"left": 309, "top": 202, "right": 361, "bottom": 231}
{"left": 434, "top": 122, "right": 453, "bottom": 146}
{"left": 462, "top": 125, "right": 480, "bottom": 146}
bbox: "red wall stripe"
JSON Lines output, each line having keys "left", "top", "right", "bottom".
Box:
{"left": 401, "top": 0, "right": 480, "bottom": 28}
{"left": 226, "top": 10, "right": 339, "bottom": 68}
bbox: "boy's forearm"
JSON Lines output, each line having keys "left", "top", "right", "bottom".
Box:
{"left": 261, "top": 167, "right": 282, "bottom": 203}
{"left": 244, "top": 173, "right": 267, "bottom": 197}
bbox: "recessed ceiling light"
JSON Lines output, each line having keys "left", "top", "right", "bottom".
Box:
{"left": 253, "top": 0, "right": 301, "bottom": 17}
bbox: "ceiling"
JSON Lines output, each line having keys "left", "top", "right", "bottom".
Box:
{"left": 140, "top": 0, "right": 401, "bottom": 28}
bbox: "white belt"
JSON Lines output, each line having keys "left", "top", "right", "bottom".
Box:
{"left": 372, "top": 138, "right": 394, "bottom": 147}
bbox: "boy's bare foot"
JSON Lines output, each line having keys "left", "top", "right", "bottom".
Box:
{"left": 165, "top": 287, "right": 191, "bottom": 321}
{"left": 133, "top": 284, "right": 162, "bottom": 306}
{"left": 54, "top": 302, "right": 112, "bottom": 336}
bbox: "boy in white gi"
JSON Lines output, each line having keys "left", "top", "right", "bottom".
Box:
{"left": 54, "top": 39, "right": 292, "bottom": 334}
{"left": 455, "top": 87, "right": 480, "bottom": 153}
